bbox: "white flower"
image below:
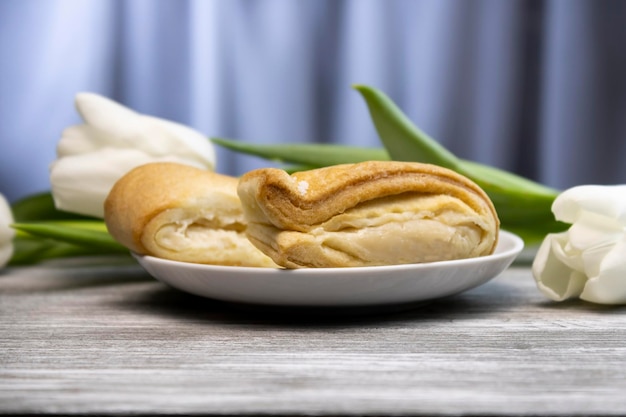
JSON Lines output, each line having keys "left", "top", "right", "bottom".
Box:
{"left": 0, "top": 194, "right": 15, "bottom": 268}
{"left": 50, "top": 93, "right": 216, "bottom": 218}
{"left": 532, "top": 185, "right": 626, "bottom": 304}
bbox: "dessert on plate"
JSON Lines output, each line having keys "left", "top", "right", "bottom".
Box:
{"left": 237, "top": 161, "right": 499, "bottom": 268}
{"left": 104, "top": 162, "right": 278, "bottom": 267}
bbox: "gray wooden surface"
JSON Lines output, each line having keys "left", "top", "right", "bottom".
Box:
{"left": 1, "top": 257, "right": 626, "bottom": 416}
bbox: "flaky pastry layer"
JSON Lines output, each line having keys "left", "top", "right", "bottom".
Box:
{"left": 237, "top": 161, "right": 500, "bottom": 268}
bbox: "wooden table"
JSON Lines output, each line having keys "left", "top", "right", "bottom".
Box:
{"left": 1, "top": 257, "right": 626, "bottom": 416}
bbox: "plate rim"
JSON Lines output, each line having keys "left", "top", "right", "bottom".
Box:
{"left": 133, "top": 230, "right": 524, "bottom": 306}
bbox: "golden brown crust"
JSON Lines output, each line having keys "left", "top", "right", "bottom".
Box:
{"left": 239, "top": 161, "right": 497, "bottom": 230}
{"left": 237, "top": 161, "right": 500, "bottom": 268}
{"left": 104, "top": 162, "right": 278, "bottom": 267}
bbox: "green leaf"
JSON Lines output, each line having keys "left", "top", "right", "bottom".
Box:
{"left": 9, "top": 235, "right": 120, "bottom": 266}
{"left": 11, "top": 221, "right": 127, "bottom": 253}
{"left": 353, "top": 84, "right": 459, "bottom": 170}
{"left": 212, "top": 137, "right": 389, "bottom": 168}
{"left": 458, "top": 160, "right": 559, "bottom": 198}
{"left": 11, "top": 192, "right": 94, "bottom": 222}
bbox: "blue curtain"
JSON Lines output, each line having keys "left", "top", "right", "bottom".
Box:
{"left": 1, "top": 0, "right": 625, "bottom": 202}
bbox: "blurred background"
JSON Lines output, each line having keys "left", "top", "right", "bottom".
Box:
{"left": 1, "top": 0, "right": 625, "bottom": 203}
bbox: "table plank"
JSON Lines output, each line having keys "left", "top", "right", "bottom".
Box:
{"left": 1, "top": 260, "right": 626, "bottom": 416}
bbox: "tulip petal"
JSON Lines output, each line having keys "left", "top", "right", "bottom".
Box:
{"left": 567, "top": 211, "right": 622, "bottom": 278}
{"left": 0, "top": 194, "right": 15, "bottom": 267}
{"left": 567, "top": 211, "right": 622, "bottom": 251}
{"left": 74, "top": 94, "right": 172, "bottom": 155}
{"left": 0, "top": 244, "right": 13, "bottom": 268}
{"left": 74, "top": 93, "right": 141, "bottom": 139}
{"left": 580, "top": 236, "right": 626, "bottom": 304}
{"left": 145, "top": 116, "right": 216, "bottom": 169}
{"left": 532, "top": 233, "right": 587, "bottom": 301}
{"left": 553, "top": 185, "right": 626, "bottom": 224}
{"left": 50, "top": 148, "right": 211, "bottom": 218}
{"left": 72, "top": 93, "right": 215, "bottom": 170}
{"left": 57, "top": 125, "right": 104, "bottom": 156}
{"left": 549, "top": 232, "right": 584, "bottom": 273}
{"left": 50, "top": 149, "right": 155, "bottom": 218}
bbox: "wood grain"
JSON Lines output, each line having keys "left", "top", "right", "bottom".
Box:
{"left": 1, "top": 258, "right": 626, "bottom": 416}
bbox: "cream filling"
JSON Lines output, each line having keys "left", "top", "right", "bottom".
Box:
{"left": 156, "top": 222, "right": 246, "bottom": 252}
{"left": 152, "top": 208, "right": 247, "bottom": 252}
{"left": 143, "top": 207, "right": 279, "bottom": 267}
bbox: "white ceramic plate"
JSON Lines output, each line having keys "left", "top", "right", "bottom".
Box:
{"left": 134, "top": 230, "right": 523, "bottom": 307}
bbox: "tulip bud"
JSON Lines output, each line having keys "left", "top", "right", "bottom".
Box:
{"left": 50, "top": 93, "right": 216, "bottom": 218}
{"left": 0, "top": 194, "right": 15, "bottom": 268}
{"left": 532, "top": 185, "right": 626, "bottom": 304}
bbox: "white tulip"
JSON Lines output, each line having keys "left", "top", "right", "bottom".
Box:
{"left": 50, "top": 93, "right": 216, "bottom": 218}
{"left": 0, "top": 194, "right": 15, "bottom": 268}
{"left": 532, "top": 185, "right": 626, "bottom": 304}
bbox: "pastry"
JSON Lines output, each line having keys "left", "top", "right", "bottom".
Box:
{"left": 104, "top": 162, "right": 278, "bottom": 267}
{"left": 237, "top": 161, "right": 499, "bottom": 268}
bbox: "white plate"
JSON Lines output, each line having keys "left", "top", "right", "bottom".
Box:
{"left": 134, "top": 231, "right": 523, "bottom": 307}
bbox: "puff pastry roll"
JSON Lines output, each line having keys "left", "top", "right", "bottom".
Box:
{"left": 237, "top": 161, "right": 499, "bottom": 268}
{"left": 104, "top": 162, "right": 278, "bottom": 267}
